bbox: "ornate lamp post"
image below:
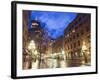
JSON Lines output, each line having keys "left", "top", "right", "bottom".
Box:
{"left": 81, "top": 41, "right": 88, "bottom": 65}
{"left": 60, "top": 35, "right": 66, "bottom": 68}
{"left": 28, "top": 40, "right": 41, "bottom": 69}
{"left": 29, "top": 18, "right": 42, "bottom": 68}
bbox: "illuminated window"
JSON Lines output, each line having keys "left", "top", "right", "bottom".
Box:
{"left": 67, "top": 34, "right": 69, "bottom": 37}
{"left": 32, "top": 22, "right": 39, "bottom": 27}
{"left": 72, "top": 29, "right": 75, "bottom": 33}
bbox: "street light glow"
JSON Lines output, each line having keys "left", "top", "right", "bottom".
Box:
{"left": 62, "top": 50, "right": 65, "bottom": 54}
{"left": 82, "top": 41, "right": 87, "bottom": 51}
{"left": 28, "top": 40, "right": 36, "bottom": 50}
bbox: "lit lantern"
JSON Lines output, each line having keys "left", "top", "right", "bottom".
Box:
{"left": 72, "top": 29, "right": 75, "bottom": 33}
{"left": 28, "top": 40, "right": 36, "bottom": 50}
{"left": 82, "top": 41, "right": 87, "bottom": 51}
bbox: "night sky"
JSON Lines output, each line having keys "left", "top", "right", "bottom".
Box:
{"left": 29, "top": 11, "right": 77, "bottom": 39}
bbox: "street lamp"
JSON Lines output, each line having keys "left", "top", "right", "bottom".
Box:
{"left": 82, "top": 41, "right": 87, "bottom": 51}
{"left": 28, "top": 40, "right": 36, "bottom": 50}
{"left": 81, "top": 41, "right": 88, "bottom": 65}
{"left": 59, "top": 34, "right": 66, "bottom": 68}
{"left": 28, "top": 40, "right": 40, "bottom": 69}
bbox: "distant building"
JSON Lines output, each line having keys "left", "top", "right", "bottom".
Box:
{"left": 52, "top": 36, "right": 63, "bottom": 53}
{"left": 29, "top": 20, "right": 42, "bottom": 41}
{"left": 64, "top": 13, "right": 91, "bottom": 66}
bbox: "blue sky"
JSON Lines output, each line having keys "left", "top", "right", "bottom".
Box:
{"left": 29, "top": 11, "right": 77, "bottom": 39}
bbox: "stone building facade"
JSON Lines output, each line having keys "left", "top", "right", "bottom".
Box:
{"left": 64, "top": 13, "right": 91, "bottom": 66}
